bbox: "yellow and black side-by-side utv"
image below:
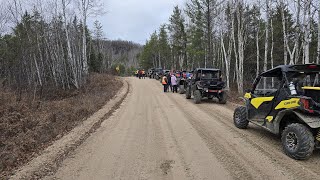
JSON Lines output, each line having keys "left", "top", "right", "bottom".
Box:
{"left": 234, "top": 64, "right": 320, "bottom": 160}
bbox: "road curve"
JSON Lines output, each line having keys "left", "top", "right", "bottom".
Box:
{"left": 47, "top": 77, "right": 320, "bottom": 180}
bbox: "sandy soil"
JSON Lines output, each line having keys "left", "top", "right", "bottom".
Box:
{"left": 47, "top": 77, "right": 320, "bottom": 180}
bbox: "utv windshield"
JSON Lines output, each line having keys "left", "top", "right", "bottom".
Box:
{"left": 199, "top": 70, "right": 219, "bottom": 80}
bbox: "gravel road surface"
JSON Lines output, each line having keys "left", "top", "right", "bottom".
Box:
{"left": 47, "top": 77, "right": 320, "bottom": 180}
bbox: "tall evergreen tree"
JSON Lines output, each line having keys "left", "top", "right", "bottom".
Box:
{"left": 168, "top": 6, "right": 187, "bottom": 70}
{"left": 158, "top": 25, "right": 171, "bottom": 69}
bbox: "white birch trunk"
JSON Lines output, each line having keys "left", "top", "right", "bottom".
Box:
{"left": 62, "top": 0, "right": 79, "bottom": 88}
{"left": 81, "top": 0, "right": 89, "bottom": 75}
{"left": 317, "top": 0, "right": 320, "bottom": 64}
{"left": 236, "top": 0, "right": 244, "bottom": 95}
{"left": 294, "top": 0, "right": 301, "bottom": 64}
{"left": 280, "top": 0, "right": 296, "bottom": 65}
{"left": 256, "top": 20, "right": 260, "bottom": 76}
{"left": 271, "top": 18, "right": 274, "bottom": 86}
{"left": 231, "top": 5, "right": 238, "bottom": 85}
{"left": 280, "top": 0, "right": 288, "bottom": 65}
{"left": 264, "top": 0, "right": 270, "bottom": 88}
{"left": 303, "top": 0, "right": 311, "bottom": 64}
{"left": 221, "top": 35, "right": 230, "bottom": 89}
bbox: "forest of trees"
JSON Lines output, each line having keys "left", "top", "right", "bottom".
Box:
{"left": 139, "top": 0, "right": 320, "bottom": 94}
{"left": 0, "top": 0, "right": 141, "bottom": 98}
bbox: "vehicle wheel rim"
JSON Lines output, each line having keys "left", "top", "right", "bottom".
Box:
{"left": 286, "top": 132, "right": 298, "bottom": 151}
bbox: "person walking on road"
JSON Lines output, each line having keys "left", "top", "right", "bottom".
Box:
{"left": 138, "top": 70, "right": 142, "bottom": 79}
{"left": 171, "top": 74, "right": 177, "bottom": 93}
{"left": 167, "top": 73, "right": 172, "bottom": 92}
{"left": 162, "top": 75, "right": 168, "bottom": 92}
{"left": 142, "top": 70, "right": 146, "bottom": 79}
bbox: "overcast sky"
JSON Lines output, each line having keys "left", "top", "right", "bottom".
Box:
{"left": 89, "top": 0, "right": 185, "bottom": 45}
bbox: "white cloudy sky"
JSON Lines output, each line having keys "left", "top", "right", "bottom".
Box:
{"left": 89, "top": 0, "right": 185, "bottom": 44}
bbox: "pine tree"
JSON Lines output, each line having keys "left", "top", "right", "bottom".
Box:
{"left": 158, "top": 25, "right": 171, "bottom": 69}
{"left": 186, "top": 0, "right": 205, "bottom": 68}
{"left": 168, "top": 6, "right": 187, "bottom": 70}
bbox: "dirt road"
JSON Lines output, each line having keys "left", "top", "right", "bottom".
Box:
{"left": 48, "top": 77, "right": 320, "bottom": 180}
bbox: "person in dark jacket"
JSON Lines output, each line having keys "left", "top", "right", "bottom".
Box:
{"left": 166, "top": 73, "right": 172, "bottom": 92}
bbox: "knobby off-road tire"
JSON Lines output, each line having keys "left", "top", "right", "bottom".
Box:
{"left": 185, "top": 87, "right": 191, "bottom": 99}
{"left": 219, "top": 92, "right": 227, "bottom": 104}
{"left": 193, "top": 90, "right": 202, "bottom": 104}
{"left": 233, "top": 106, "right": 249, "bottom": 129}
{"left": 179, "top": 85, "right": 185, "bottom": 94}
{"left": 281, "top": 123, "right": 315, "bottom": 160}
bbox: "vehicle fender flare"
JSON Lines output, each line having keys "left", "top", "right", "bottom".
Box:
{"left": 239, "top": 97, "right": 246, "bottom": 102}
{"left": 273, "top": 110, "right": 319, "bottom": 134}
{"left": 196, "top": 85, "right": 203, "bottom": 90}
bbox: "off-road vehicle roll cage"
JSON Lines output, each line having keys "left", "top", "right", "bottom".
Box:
{"left": 185, "top": 68, "right": 227, "bottom": 104}
{"left": 152, "top": 68, "right": 163, "bottom": 80}
{"left": 234, "top": 64, "right": 320, "bottom": 160}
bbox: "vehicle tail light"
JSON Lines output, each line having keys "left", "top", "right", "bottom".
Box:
{"left": 300, "top": 98, "right": 309, "bottom": 109}
{"left": 300, "top": 98, "right": 314, "bottom": 113}
{"left": 308, "top": 65, "right": 317, "bottom": 69}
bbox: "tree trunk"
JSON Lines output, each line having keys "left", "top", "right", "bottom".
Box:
{"left": 236, "top": 0, "right": 244, "bottom": 95}
{"left": 317, "top": 0, "right": 320, "bottom": 64}
{"left": 280, "top": 0, "right": 288, "bottom": 65}
{"left": 256, "top": 20, "right": 260, "bottom": 76}
{"left": 271, "top": 18, "right": 274, "bottom": 86}
{"left": 82, "top": 2, "right": 88, "bottom": 76}
{"left": 62, "top": 0, "right": 79, "bottom": 88}
{"left": 294, "top": 0, "right": 301, "bottom": 64}
{"left": 221, "top": 35, "right": 230, "bottom": 89}
{"left": 264, "top": 0, "right": 270, "bottom": 88}
{"left": 302, "top": 0, "right": 311, "bottom": 64}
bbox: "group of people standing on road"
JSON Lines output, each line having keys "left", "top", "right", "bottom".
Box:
{"left": 162, "top": 73, "right": 178, "bottom": 93}
{"left": 137, "top": 70, "right": 146, "bottom": 79}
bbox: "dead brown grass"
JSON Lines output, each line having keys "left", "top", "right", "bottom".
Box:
{"left": 0, "top": 74, "right": 122, "bottom": 179}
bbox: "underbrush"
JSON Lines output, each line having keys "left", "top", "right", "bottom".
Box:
{"left": 0, "top": 74, "right": 122, "bottom": 178}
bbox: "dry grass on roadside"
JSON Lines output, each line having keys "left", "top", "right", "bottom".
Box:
{"left": 0, "top": 74, "right": 122, "bottom": 178}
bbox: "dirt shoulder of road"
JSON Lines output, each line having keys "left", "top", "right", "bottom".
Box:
{"left": 0, "top": 74, "right": 127, "bottom": 179}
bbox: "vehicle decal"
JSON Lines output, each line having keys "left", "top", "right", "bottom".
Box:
{"left": 302, "top": 86, "right": 320, "bottom": 90}
{"left": 250, "top": 97, "right": 274, "bottom": 109}
{"left": 266, "top": 116, "right": 274, "bottom": 122}
{"left": 275, "top": 98, "right": 300, "bottom": 110}
{"left": 244, "top": 93, "right": 251, "bottom": 99}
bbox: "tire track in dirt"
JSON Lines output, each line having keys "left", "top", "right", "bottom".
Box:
{"left": 148, "top": 82, "right": 199, "bottom": 180}
{"left": 169, "top": 97, "right": 269, "bottom": 180}
{"left": 148, "top": 81, "right": 258, "bottom": 179}
{"left": 149, "top": 81, "right": 231, "bottom": 180}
